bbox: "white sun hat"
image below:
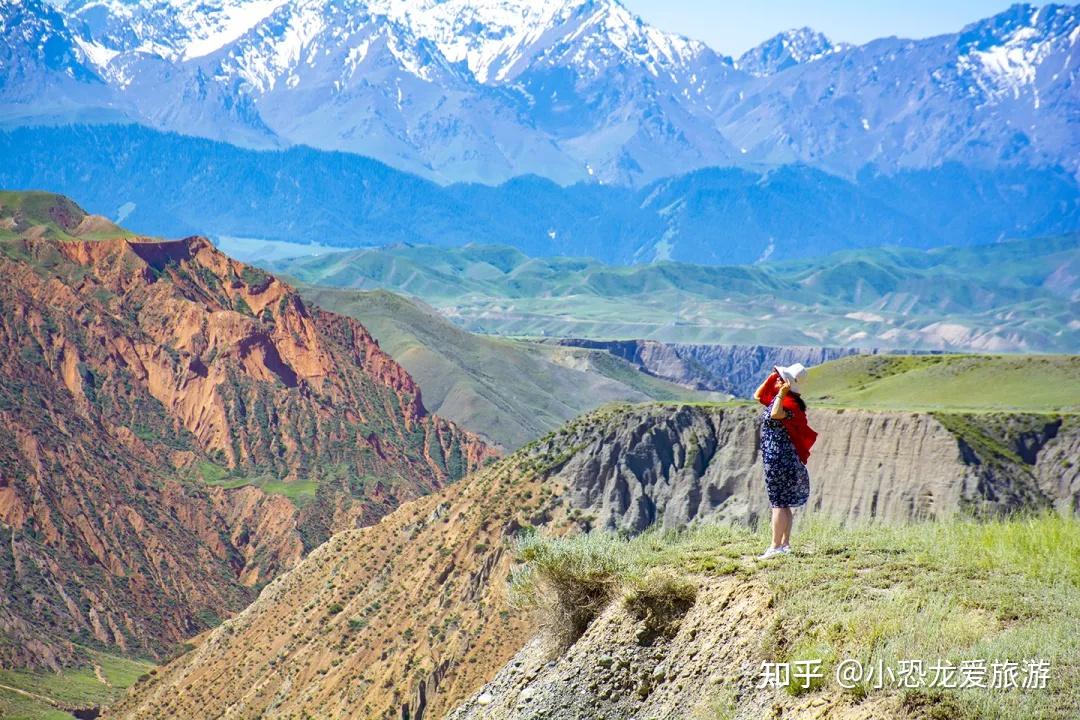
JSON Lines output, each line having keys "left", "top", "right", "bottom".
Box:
{"left": 774, "top": 363, "right": 808, "bottom": 394}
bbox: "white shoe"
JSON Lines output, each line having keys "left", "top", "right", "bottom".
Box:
{"left": 759, "top": 546, "right": 783, "bottom": 559}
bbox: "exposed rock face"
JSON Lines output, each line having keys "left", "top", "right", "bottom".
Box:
{"left": 446, "top": 576, "right": 901, "bottom": 720}
{"left": 109, "top": 402, "right": 1076, "bottom": 720}
{"left": 556, "top": 340, "right": 865, "bottom": 397}
{"left": 0, "top": 192, "right": 490, "bottom": 669}
{"left": 545, "top": 405, "right": 1075, "bottom": 532}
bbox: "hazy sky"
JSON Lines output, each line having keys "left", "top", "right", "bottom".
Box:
{"left": 623, "top": 0, "right": 1023, "bottom": 56}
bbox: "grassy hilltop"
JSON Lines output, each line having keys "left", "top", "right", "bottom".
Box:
{"left": 803, "top": 354, "right": 1080, "bottom": 414}
{"left": 503, "top": 515, "right": 1079, "bottom": 720}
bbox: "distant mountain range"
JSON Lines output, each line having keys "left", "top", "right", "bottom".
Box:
{"left": 2, "top": 124, "right": 1077, "bottom": 265}
{"left": 273, "top": 235, "right": 1080, "bottom": 352}
{"left": 2, "top": 0, "right": 1077, "bottom": 185}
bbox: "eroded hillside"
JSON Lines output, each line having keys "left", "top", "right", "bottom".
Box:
{"left": 450, "top": 517, "right": 1079, "bottom": 719}
{"left": 0, "top": 192, "right": 490, "bottom": 670}
{"left": 108, "top": 401, "right": 1078, "bottom": 719}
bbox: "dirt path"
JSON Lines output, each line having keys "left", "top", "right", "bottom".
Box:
{"left": 93, "top": 665, "right": 112, "bottom": 687}
{"left": 0, "top": 681, "right": 63, "bottom": 707}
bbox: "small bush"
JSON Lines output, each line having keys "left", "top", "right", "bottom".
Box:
{"left": 510, "top": 532, "right": 629, "bottom": 649}
{"left": 623, "top": 568, "right": 697, "bottom": 645}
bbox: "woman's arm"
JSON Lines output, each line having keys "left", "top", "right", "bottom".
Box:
{"left": 753, "top": 371, "right": 779, "bottom": 402}
{"left": 770, "top": 381, "right": 790, "bottom": 419}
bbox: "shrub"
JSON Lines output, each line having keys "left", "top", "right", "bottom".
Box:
{"left": 623, "top": 568, "right": 697, "bottom": 645}
{"left": 510, "top": 532, "right": 629, "bottom": 649}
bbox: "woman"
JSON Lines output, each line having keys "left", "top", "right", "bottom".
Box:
{"left": 752, "top": 363, "right": 817, "bottom": 559}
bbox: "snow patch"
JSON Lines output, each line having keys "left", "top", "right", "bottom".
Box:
{"left": 754, "top": 239, "right": 775, "bottom": 264}
{"left": 183, "top": 0, "right": 291, "bottom": 60}
{"left": 74, "top": 37, "right": 119, "bottom": 67}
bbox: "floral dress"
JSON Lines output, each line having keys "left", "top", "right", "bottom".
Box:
{"left": 759, "top": 405, "right": 811, "bottom": 508}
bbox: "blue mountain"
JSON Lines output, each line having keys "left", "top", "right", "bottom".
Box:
{"left": 2, "top": 124, "right": 1075, "bottom": 265}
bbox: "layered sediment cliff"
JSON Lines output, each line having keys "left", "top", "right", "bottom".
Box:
{"left": 545, "top": 404, "right": 1075, "bottom": 531}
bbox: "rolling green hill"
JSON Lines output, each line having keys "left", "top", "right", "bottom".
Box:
{"left": 803, "top": 354, "right": 1080, "bottom": 413}
{"left": 296, "top": 287, "right": 710, "bottom": 449}
{"left": 0, "top": 190, "right": 135, "bottom": 242}
{"left": 274, "top": 234, "right": 1079, "bottom": 353}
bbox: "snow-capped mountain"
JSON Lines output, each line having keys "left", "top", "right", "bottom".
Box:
{"left": 61, "top": 0, "right": 290, "bottom": 61}
{"left": 204, "top": 0, "right": 582, "bottom": 180}
{"left": 6, "top": 1, "right": 1080, "bottom": 185}
{"left": 0, "top": 0, "right": 128, "bottom": 125}
{"left": 1, "top": 0, "right": 98, "bottom": 93}
{"left": 736, "top": 27, "right": 847, "bottom": 76}
{"left": 718, "top": 3, "right": 1079, "bottom": 174}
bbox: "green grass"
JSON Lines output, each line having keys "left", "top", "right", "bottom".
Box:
{"left": 0, "top": 650, "right": 153, "bottom": 719}
{"left": 512, "top": 515, "right": 1080, "bottom": 719}
{"left": 0, "top": 691, "right": 73, "bottom": 720}
{"left": 196, "top": 462, "right": 318, "bottom": 505}
{"left": 273, "top": 234, "right": 1079, "bottom": 352}
{"left": 804, "top": 354, "right": 1080, "bottom": 413}
{"left": 0, "top": 191, "right": 134, "bottom": 243}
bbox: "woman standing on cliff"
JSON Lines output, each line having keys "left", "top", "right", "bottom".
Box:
{"left": 752, "top": 363, "right": 817, "bottom": 559}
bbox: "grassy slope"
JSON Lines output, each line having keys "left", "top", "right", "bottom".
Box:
{"left": 0, "top": 190, "right": 134, "bottom": 242}
{"left": 515, "top": 515, "right": 1080, "bottom": 720}
{"left": 295, "top": 287, "right": 707, "bottom": 448}
{"left": 0, "top": 651, "right": 153, "bottom": 720}
{"left": 803, "top": 354, "right": 1080, "bottom": 413}
{"left": 194, "top": 460, "right": 320, "bottom": 505}
{"left": 273, "top": 235, "right": 1079, "bottom": 351}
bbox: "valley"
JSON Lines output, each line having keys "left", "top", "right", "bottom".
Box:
{"left": 294, "top": 287, "right": 714, "bottom": 449}
{"left": 275, "top": 235, "right": 1080, "bottom": 352}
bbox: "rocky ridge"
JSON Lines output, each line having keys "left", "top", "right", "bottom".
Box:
{"left": 446, "top": 575, "right": 901, "bottom": 720}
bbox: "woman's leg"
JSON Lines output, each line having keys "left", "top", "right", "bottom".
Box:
{"left": 771, "top": 507, "right": 786, "bottom": 549}
{"left": 779, "top": 507, "right": 793, "bottom": 547}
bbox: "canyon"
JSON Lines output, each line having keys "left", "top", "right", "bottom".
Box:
{"left": 554, "top": 340, "right": 864, "bottom": 397}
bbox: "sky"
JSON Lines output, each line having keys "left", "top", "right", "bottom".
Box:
{"left": 623, "top": 0, "right": 1023, "bottom": 57}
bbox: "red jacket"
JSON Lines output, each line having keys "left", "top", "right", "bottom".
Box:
{"left": 758, "top": 372, "right": 818, "bottom": 465}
